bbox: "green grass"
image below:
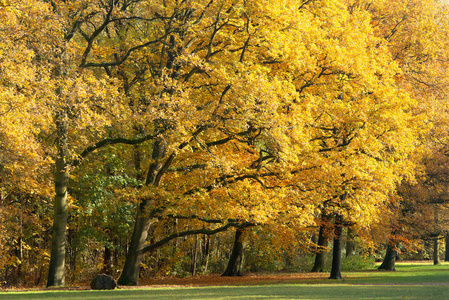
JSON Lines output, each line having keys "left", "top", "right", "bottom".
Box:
{"left": 2, "top": 262, "right": 449, "bottom": 299}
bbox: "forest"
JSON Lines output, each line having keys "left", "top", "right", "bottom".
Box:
{"left": 1, "top": 0, "right": 449, "bottom": 288}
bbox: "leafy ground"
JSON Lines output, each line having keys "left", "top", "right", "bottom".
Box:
{"left": 1, "top": 262, "right": 449, "bottom": 299}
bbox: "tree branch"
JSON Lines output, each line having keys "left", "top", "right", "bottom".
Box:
{"left": 141, "top": 221, "right": 242, "bottom": 254}
{"left": 72, "top": 133, "right": 156, "bottom": 167}
{"left": 84, "top": 31, "right": 173, "bottom": 68}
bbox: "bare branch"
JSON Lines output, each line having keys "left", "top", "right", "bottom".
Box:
{"left": 72, "top": 133, "right": 156, "bottom": 167}
{"left": 141, "top": 221, "right": 243, "bottom": 254}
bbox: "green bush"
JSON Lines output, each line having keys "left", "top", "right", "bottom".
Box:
{"left": 341, "top": 255, "right": 375, "bottom": 271}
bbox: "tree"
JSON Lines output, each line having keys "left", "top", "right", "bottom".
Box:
{"left": 378, "top": 240, "right": 398, "bottom": 271}
{"left": 445, "top": 233, "right": 449, "bottom": 262}
{"left": 345, "top": 227, "right": 356, "bottom": 257}
{"left": 5, "top": 0, "right": 132, "bottom": 286}
{"left": 0, "top": 0, "right": 441, "bottom": 287}
{"left": 112, "top": 0, "right": 426, "bottom": 284}
{"left": 329, "top": 215, "right": 343, "bottom": 279}
{"left": 0, "top": 0, "right": 53, "bottom": 285}
{"left": 311, "top": 214, "right": 331, "bottom": 272}
{"left": 222, "top": 226, "right": 251, "bottom": 276}
{"left": 112, "top": 0, "right": 323, "bottom": 285}
{"left": 366, "top": 0, "right": 449, "bottom": 271}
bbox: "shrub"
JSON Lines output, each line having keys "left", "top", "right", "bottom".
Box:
{"left": 341, "top": 255, "right": 375, "bottom": 271}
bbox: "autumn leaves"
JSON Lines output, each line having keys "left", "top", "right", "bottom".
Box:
{"left": 1, "top": 0, "right": 448, "bottom": 286}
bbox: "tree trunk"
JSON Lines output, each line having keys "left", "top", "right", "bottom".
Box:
{"left": 433, "top": 207, "right": 440, "bottom": 265}
{"left": 434, "top": 237, "right": 440, "bottom": 265}
{"left": 378, "top": 241, "right": 397, "bottom": 271}
{"left": 203, "top": 235, "right": 211, "bottom": 274}
{"left": 47, "top": 112, "right": 69, "bottom": 287}
{"left": 102, "top": 246, "right": 113, "bottom": 275}
{"left": 311, "top": 221, "right": 328, "bottom": 272}
{"left": 192, "top": 235, "right": 199, "bottom": 276}
{"left": 17, "top": 205, "right": 23, "bottom": 281}
{"left": 222, "top": 227, "right": 247, "bottom": 276}
{"left": 345, "top": 227, "right": 355, "bottom": 257}
{"left": 117, "top": 201, "right": 152, "bottom": 285}
{"left": 445, "top": 234, "right": 449, "bottom": 262}
{"left": 329, "top": 215, "right": 343, "bottom": 279}
{"left": 118, "top": 137, "right": 170, "bottom": 286}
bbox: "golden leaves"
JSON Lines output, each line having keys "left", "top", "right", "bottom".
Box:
{"left": 1, "top": 0, "right": 445, "bottom": 262}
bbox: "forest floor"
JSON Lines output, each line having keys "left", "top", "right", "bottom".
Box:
{"left": 137, "top": 272, "right": 331, "bottom": 287}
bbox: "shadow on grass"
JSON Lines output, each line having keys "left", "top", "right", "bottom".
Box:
{"left": 1, "top": 284, "right": 448, "bottom": 300}
{"left": 2, "top": 263, "right": 449, "bottom": 299}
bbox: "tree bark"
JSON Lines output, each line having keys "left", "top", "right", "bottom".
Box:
{"left": 117, "top": 206, "right": 152, "bottom": 285}
{"left": 434, "top": 237, "right": 440, "bottom": 265}
{"left": 118, "top": 137, "right": 170, "bottom": 286}
{"left": 202, "top": 235, "right": 211, "bottom": 274}
{"left": 102, "top": 246, "right": 113, "bottom": 275}
{"left": 378, "top": 240, "right": 397, "bottom": 271}
{"left": 329, "top": 215, "right": 343, "bottom": 279}
{"left": 47, "top": 112, "right": 69, "bottom": 287}
{"left": 345, "top": 227, "right": 355, "bottom": 257}
{"left": 311, "top": 221, "right": 328, "bottom": 272}
{"left": 445, "top": 233, "right": 449, "bottom": 262}
{"left": 17, "top": 204, "right": 23, "bottom": 281}
{"left": 222, "top": 227, "right": 248, "bottom": 276}
{"left": 192, "top": 235, "right": 200, "bottom": 276}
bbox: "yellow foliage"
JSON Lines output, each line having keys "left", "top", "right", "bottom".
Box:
{"left": 2, "top": 0, "right": 448, "bottom": 282}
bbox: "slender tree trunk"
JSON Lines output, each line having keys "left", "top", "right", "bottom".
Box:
{"left": 378, "top": 241, "right": 397, "bottom": 271}
{"left": 329, "top": 215, "right": 343, "bottom": 279}
{"left": 345, "top": 227, "right": 355, "bottom": 257}
{"left": 445, "top": 233, "right": 449, "bottom": 262}
{"left": 222, "top": 227, "right": 248, "bottom": 276}
{"left": 47, "top": 112, "right": 69, "bottom": 287}
{"left": 203, "top": 235, "right": 211, "bottom": 274}
{"left": 311, "top": 221, "right": 328, "bottom": 272}
{"left": 433, "top": 207, "right": 440, "bottom": 265}
{"left": 16, "top": 235, "right": 23, "bottom": 281}
{"left": 102, "top": 246, "right": 113, "bottom": 274}
{"left": 192, "top": 235, "right": 199, "bottom": 276}
{"left": 17, "top": 204, "right": 23, "bottom": 281}
{"left": 118, "top": 137, "right": 171, "bottom": 286}
{"left": 434, "top": 237, "right": 440, "bottom": 265}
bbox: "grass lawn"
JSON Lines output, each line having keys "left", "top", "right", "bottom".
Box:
{"left": 1, "top": 262, "right": 449, "bottom": 299}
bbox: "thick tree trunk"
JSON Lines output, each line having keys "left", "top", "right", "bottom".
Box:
{"left": 311, "top": 222, "right": 328, "bottom": 272}
{"left": 345, "top": 227, "right": 355, "bottom": 257}
{"left": 329, "top": 215, "right": 343, "bottom": 279}
{"left": 434, "top": 237, "right": 440, "bottom": 265}
{"left": 117, "top": 207, "right": 151, "bottom": 285}
{"left": 118, "top": 137, "right": 170, "bottom": 286}
{"left": 47, "top": 113, "right": 69, "bottom": 287}
{"left": 222, "top": 227, "right": 247, "bottom": 276}
{"left": 378, "top": 241, "right": 397, "bottom": 271}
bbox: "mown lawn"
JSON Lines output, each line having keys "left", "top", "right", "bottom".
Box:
{"left": 1, "top": 262, "right": 449, "bottom": 299}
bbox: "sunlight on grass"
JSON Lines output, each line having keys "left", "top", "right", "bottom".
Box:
{"left": 342, "top": 262, "right": 449, "bottom": 284}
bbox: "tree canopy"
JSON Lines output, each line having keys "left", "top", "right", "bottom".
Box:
{"left": 1, "top": 0, "right": 449, "bottom": 287}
